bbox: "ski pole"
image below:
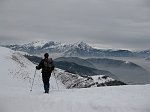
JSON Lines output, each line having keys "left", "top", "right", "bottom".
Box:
{"left": 53, "top": 71, "right": 59, "bottom": 90}
{"left": 30, "top": 69, "right": 37, "bottom": 92}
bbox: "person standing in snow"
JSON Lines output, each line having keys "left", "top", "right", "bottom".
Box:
{"left": 36, "top": 53, "right": 54, "bottom": 93}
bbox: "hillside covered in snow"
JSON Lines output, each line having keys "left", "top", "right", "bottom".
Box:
{"left": 0, "top": 46, "right": 150, "bottom": 112}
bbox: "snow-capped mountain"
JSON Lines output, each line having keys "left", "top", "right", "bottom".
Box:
{"left": 4, "top": 41, "right": 65, "bottom": 54}
{"left": 3, "top": 41, "right": 150, "bottom": 58}
{"left": 63, "top": 41, "right": 95, "bottom": 57}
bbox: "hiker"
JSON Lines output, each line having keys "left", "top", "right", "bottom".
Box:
{"left": 36, "top": 53, "right": 54, "bottom": 93}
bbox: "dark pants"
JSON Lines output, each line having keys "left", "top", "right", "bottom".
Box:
{"left": 42, "top": 73, "right": 51, "bottom": 93}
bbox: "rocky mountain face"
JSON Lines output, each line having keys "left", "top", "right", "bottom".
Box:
{"left": 3, "top": 41, "right": 150, "bottom": 58}
{"left": 55, "top": 69, "right": 126, "bottom": 89}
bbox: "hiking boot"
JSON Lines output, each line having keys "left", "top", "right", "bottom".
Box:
{"left": 45, "top": 90, "right": 49, "bottom": 93}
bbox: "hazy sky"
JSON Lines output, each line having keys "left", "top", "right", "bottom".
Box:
{"left": 0, "top": 0, "right": 150, "bottom": 50}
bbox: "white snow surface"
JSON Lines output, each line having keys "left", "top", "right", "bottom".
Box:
{"left": 0, "top": 47, "right": 150, "bottom": 112}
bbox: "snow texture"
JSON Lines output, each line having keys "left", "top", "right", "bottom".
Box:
{"left": 0, "top": 47, "right": 150, "bottom": 112}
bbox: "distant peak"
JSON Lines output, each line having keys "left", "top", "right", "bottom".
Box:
{"left": 73, "top": 41, "right": 92, "bottom": 49}
{"left": 21, "top": 40, "right": 62, "bottom": 48}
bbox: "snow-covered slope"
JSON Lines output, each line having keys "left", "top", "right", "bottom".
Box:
{"left": 0, "top": 46, "right": 150, "bottom": 112}
{"left": 0, "top": 47, "right": 64, "bottom": 93}
{"left": 1, "top": 84, "right": 150, "bottom": 112}
{"left": 0, "top": 47, "right": 34, "bottom": 87}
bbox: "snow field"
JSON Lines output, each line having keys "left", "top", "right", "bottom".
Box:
{"left": 0, "top": 85, "right": 150, "bottom": 112}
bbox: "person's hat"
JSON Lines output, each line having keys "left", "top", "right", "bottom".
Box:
{"left": 44, "top": 53, "right": 49, "bottom": 58}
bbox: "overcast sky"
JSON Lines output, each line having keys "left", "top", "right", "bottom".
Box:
{"left": 0, "top": 0, "right": 150, "bottom": 50}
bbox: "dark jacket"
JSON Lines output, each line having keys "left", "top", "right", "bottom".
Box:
{"left": 36, "top": 58, "right": 54, "bottom": 74}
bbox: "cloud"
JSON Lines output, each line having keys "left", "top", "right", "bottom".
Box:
{"left": 0, "top": 0, "right": 150, "bottom": 50}
{"left": 144, "top": 0, "right": 150, "bottom": 8}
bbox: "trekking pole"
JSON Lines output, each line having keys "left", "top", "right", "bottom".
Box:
{"left": 53, "top": 71, "right": 59, "bottom": 90}
{"left": 30, "top": 69, "right": 37, "bottom": 92}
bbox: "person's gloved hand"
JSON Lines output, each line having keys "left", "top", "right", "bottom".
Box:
{"left": 36, "top": 66, "right": 39, "bottom": 69}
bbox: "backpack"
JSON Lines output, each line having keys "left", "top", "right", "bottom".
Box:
{"left": 44, "top": 58, "right": 54, "bottom": 72}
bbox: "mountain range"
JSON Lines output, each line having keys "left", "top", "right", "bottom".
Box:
{"left": 55, "top": 57, "right": 150, "bottom": 84}
{"left": 0, "top": 46, "right": 126, "bottom": 89}
{"left": 2, "top": 41, "right": 150, "bottom": 84}
{"left": 24, "top": 55, "right": 150, "bottom": 85}
{"left": 1, "top": 46, "right": 150, "bottom": 112}
{"left": 24, "top": 55, "right": 118, "bottom": 80}
{"left": 3, "top": 41, "right": 150, "bottom": 58}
